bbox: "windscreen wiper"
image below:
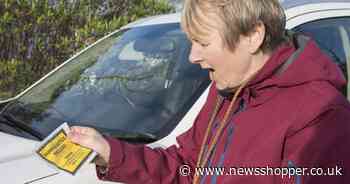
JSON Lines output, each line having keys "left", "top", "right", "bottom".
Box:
{"left": 97, "top": 126, "right": 158, "bottom": 144}
{"left": 114, "top": 131, "right": 158, "bottom": 144}
{"left": 0, "top": 113, "right": 43, "bottom": 140}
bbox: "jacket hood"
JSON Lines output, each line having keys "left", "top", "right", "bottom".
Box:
{"left": 242, "top": 33, "right": 347, "bottom": 106}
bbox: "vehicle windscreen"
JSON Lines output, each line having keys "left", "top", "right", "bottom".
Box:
{"left": 0, "top": 23, "right": 210, "bottom": 143}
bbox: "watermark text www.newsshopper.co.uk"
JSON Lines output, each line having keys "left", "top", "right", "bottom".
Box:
{"left": 178, "top": 165, "right": 343, "bottom": 178}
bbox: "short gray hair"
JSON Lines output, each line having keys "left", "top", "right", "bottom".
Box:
{"left": 181, "top": 0, "right": 287, "bottom": 53}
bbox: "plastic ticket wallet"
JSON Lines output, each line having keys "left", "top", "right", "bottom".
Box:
{"left": 36, "top": 123, "right": 97, "bottom": 175}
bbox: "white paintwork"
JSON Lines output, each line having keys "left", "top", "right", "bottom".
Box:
{"left": 122, "top": 13, "right": 181, "bottom": 29}
{"left": 0, "top": 132, "right": 116, "bottom": 184}
{"left": 285, "top": 3, "right": 350, "bottom": 29}
{"left": 147, "top": 83, "right": 211, "bottom": 149}
{"left": 0, "top": 132, "right": 38, "bottom": 163}
{"left": 338, "top": 26, "right": 350, "bottom": 99}
{"left": 281, "top": 0, "right": 350, "bottom": 9}
{"left": 1, "top": 1, "right": 350, "bottom": 183}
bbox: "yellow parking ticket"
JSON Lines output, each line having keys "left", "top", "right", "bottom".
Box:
{"left": 36, "top": 123, "right": 96, "bottom": 175}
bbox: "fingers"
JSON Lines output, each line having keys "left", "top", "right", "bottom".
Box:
{"left": 70, "top": 126, "right": 96, "bottom": 135}
{"left": 68, "top": 126, "right": 93, "bottom": 144}
{"left": 66, "top": 126, "right": 110, "bottom": 164}
{"left": 67, "top": 130, "right": 84, "bottom": 145}
{"left": 67, "top": 126, "right": 104, "bottom": 153}
{"left": 68, "top": 132, "right": 98, "bottom": 150}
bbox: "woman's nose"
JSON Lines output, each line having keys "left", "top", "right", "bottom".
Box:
{"left": 189, "top": 43, "right": 203, "bottom": 64}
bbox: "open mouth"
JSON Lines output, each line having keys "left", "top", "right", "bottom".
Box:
{"left": 208, "top": 69, "right": 214, "bottom": 80}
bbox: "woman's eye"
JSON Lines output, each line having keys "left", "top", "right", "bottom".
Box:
{"left": 200, "top": 43, "right": 210, "bottom": 47}
{"left": 192, "top": 38, "right": 210, "bottom": 48}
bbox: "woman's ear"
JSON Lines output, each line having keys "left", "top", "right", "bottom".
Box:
{"left": 248, "top": 22, "right": 266, "bottom": 54}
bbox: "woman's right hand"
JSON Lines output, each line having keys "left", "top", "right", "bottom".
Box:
{"left": 68, "top": 126, "right": 111, "bottom": 167}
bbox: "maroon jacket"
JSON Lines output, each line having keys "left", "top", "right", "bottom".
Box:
{"left": 96, "top": 34, "right": 350, "bottom": 184}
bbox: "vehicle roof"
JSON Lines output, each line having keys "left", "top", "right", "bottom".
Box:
{"left": 123, "top": 0, "right": 350, "bottom": 28}
{"left": 281, "top": 0, "right": 350, "bottom": 9}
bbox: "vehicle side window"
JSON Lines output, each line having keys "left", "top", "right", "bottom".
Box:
{"left": 293, "top": 17, "right": 350, "bottom": 99}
